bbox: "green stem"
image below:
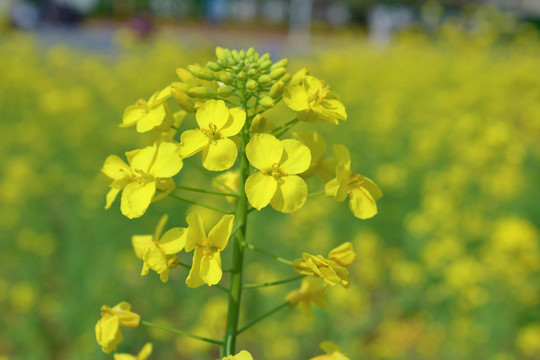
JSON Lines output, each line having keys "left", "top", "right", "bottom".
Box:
{"left": 308, "top": 189, "right": 326, "bottom": 197}
{"left": 237, "top": 301, "right": 290, "bottom": 334}
{"left": 184, "top": 158, "right": 237, "bottom": 194}
{"left": 244, "top": 242, "right": 293, "bottom": 266}
{"left": 243, "top": 275, "right": 304, "bottom": 289}
{"left": 270, "top": 118, "right": 298, "bottom": 138}
{"left": 223, "top": 86, "right": 250, "bottom": 356}
{"left": 168, "top": 193, "right": 233, "bottom": 214}
{"left": 175, "top": 184, "right": 238, "bottom": 197}
{"left": 142, "top": 320, "right": 222, "bottom": 345}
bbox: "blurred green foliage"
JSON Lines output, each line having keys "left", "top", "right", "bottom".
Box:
{"left": 1, "top": 10, "right": 540, "bottom": 360}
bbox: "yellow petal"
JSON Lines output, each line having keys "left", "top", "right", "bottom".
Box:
{"left": 96, "top": 316, "right": 122, "bottom": 353}
{"left": 303, "top": 75, "right": 324, "bottom": 93}
{"left": 120, "top": 104, "right": 146, "bottom": 128}
{"left": 186, "top": 247, "right": 205, "bottom": 288}
{"left": 349, "top": 187, "right": 378, "bottom": 219}
{"left": 148, "top": 86, "right": 172, "bottom": 106}
{"left": 202, "top": 138, "right": 238, "bottom": 171}
{"left": 328, "top": 242, "right": 356, "bottom": 267}
{"left": 105, "top": 187, "right": 121, "bottom": 209}
{"left": 136, "top": 105, "right": 167, "bottom": 133}
{"left": 154, "top": 214, "right": 169, "bottom": 240}
{"left": 270, "top": 175, "right": 308, "bottom": 213}
{"left": 208, "top": 214, "right": 234, "bottom": 249}
{"left": 321, "top": 98, "right": 347, "bottom": 121}
{"left": 332, "top": 144, "right": 351, "bottom": 168}
{"left": 200, "top": 252, "right": 222, "bottom": 286}
{"left": 324, "top": 178, "right": 339, "bottom": 198}
{"left": 113, "top": 354, "right": 135, "bottom": 360}
{"left": 219, "top": 107, "right": 246, "bottom": 137}
{"left": 245, "top": 172, "right": 277, "bottom": 210}
{"left": 234, "top": 350, "right": 254, "bottom": 360}
{"left": 102, "top": 155, "right": 131, "bottom": 180}
{"left": 121, "top": 181, "right": 156, "bottom": 219}
{"left": 186, "top": 212, "right": 207, "bottom": 252}
{"left": 179, "top": 129, "right": 210, "bottom": 158}
{"left": 143, "top": 243, "right": 169, "bottom": 276}
{"left": 130, "top": 145, "right": 157, "bottom": 174}
{"left": 196, "top": 99, "right": 230, "bottom": 131}
{"left": 246, "top": 133, "right": 283, "bottom": 171}
{"left": 158, "top": 227, "right": 186, "bottom": 254}
{"left": 149, "top": 142, "right": 183, "bottom": 178}
{"left": 362, "top": 176, "right": 383, "bottom": 200}
{"left": 283, "top": 84, "right": 309, "bottom": 111}
{"left": 293, "top": 130, "right": 326, "bottom": 164}
{"left": 138, "top": 343, "right": 153, "bottom": 360}
{"left": 279, "top": 139, "right": 311, "bottom": 175}
{"left": 132, "top": 235, "right": 153, "bottom": 259}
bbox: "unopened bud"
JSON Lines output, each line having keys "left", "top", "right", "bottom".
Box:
{"left": 220, "top": 72, "right": 234, "bottom": 85}
{"left": 281, "top": 73, "right": 292, "bottom": 84}
{"left": 188, "top": 64, "right": 215, "bottom": 81}
{"left": 217, "top": 85, "right": 232, "bottom": 97}
{"left": 246, "top": 79, "right": 258, "bottom": 91}
{"left": 247, "top": 69, "right": 257, "bottom": 76}
{"left": 259, "top": 96, "right": 275, "bottom": 108}
{"left": 216, "top": 47, "right": 231, "bottom": 61}
{"left": 270, "top": 58, "right": 288, "bottom": 70}
{"left": 207, "top": 61, "right": 221, "bottom": 72}
{"left": 269, "top": 67, "right": 287, "bottom": 80}
{"left": 258, "top": 60, "right": 272, "bottom": 71}
{"left": 258, "top": 75, "right": 271, "bottom": 85}
{"left": 171, "top": 83, "right": 195, "bottom": 112}
{"left": 250, "top": 114, "right": 267, "bottom": 132}
{"left": 269, "top": 81, "right": 285, "bottom": 99}
{"left": 246, "top": 47, "right": 256, "bottom": 58}
{"left": 237, "top": 71, "right": 247, "bottom": 81}
{"left": 239, "top": 49, "right": 246, "bottom": 59}
{"left": 188, "top": 86, "right": 214, "bottom": 98}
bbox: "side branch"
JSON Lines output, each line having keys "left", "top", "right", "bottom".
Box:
{"left": 169, "top": 193, "right": 233, "bottom": 214}
{"left": 142, "top": 320, "right": 223, "bottom": 345}
{"left": 237, "top": 301, "right": 290, "bottom": 334}
{"left": 244, "top": 242, "right": 293, "bottom": 266}
{"left": 243, "top": 275, "right": 304, "bottom": 289}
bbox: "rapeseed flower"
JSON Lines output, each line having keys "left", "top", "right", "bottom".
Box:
{"left": 178, "top": 99, "right": 246, "bottom": 171}
{"left": 284, "top": 72, "right": 346, "bottom": 125}
{"left": 102, "top": 142, "right": 183, "bottom": 219}
{"left": 222, "top": 350, "right": 253, "bottom": 360}
{"left": 185, "top": 213, "right": 235, "bottom": 287}
{"left": 286, "top": 277, "right": 327, "bottom": 318}
{"left": 114, "top": 343, "right": 153, "bottom": 360}
{"left": 132, "top": 214, "right": 187, "bottom": 282}
{"left": 245, "top": 134, "right": 311, "bottom": 213}
{"left": 325, "top": 144, "right": 382, "bottom": 219}
{"left": 121, "top": 86, "right": 174, "bottom": 133}
{"left": 310, "top": 341, "right": 350, "bottom": 360}
{"left": 292, "top": 253, "right": 350, "bottom": 288}
{"left": 95, "top": 302, "right": 140, "bottom": 353}
{"left": 293, "top": 130, "right": 335, "bottom": 182}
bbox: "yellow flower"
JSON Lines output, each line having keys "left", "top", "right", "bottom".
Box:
{"left": 185, "top": 213, "right": 235, "bottom": 288}
{"left": 101, "top": 142, "right": 183, "bottom": 219}
{"left": 245, "top": 134, "right": 311, "bottom": 213}
{"left": 293, "top": 130, "right": 335, "bottom": 182}
{"left": 286, "top": 277, "right": 327, "bottom": 318}
{"left": 114, "top": 343, "right": 153, "bottom": 360}
{"left": 284, "top": 73, "right": 346, "bottom": 125}
{"left": 178, "top": 99, "right": 246, "bottom": 171}
{"left": 132, "top": 214, "right": 187, "bottom": 283}
{"left": 120, "top": 86, "right": 174, "bottom": 133}
{"left": 310, "top": 341, "right": 350, "bottom": 360}
{"left": 95, "top": 302, "right": 140, "bottom": 354}
{"left": 292, "top": 253, "right": 350, "bottom": 288}
{"left": 222, "top": 350, "right": 253, "bottom": 360}
{"left": 327, "top": 242, "right": 356, "bottom": 267}
{"left": 325, "top": 144, "right": 382, "bottom": 219}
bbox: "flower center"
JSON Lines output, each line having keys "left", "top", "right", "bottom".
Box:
{"left": 308, "top": 84, "right": 330, "bottom": 107}
{"left": 198, "top": 241, "right": 220, "bottom": 257}
{"left": 269, "top": 162, "right": 287, "bottom": 177}
{"left": 202, "top": 122, "right": 222, "bottom": 140}
{"left": 348, "top": 174, "right": 365, "bottom": 188}
{"left": 133, "top": 168, "right": 155, "bottom": 183}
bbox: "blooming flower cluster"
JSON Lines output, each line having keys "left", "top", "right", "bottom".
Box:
{"left": 96, "top": 46, "right": 379, "bottom": 358}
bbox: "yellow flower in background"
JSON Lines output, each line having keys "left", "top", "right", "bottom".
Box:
{"left": 327, "top": 242, "right": 356, "bottom": 267}
{"left": 212, "top": 170, "right": 240, "bottom": 205}
{"left": 114, "top": 342, "right": 153, "bottom": 360}
{"left": 292, "top": 253, "right": 350, "bottom": 288}
{"left": 286, "top": 277, "right": 327, "bottom": 318}
{"left": 95, "top": 302, "right": 140, "bottom": 353}
{"left": 102, "top": 142, "right": 183, "bottom": 219}
{"left": 245, "top": 134, "right": 311, "bottom": 213}
{"left": 178, "top": 99, "right": 246, "bottom": 171}
{"left": 222, "top": 350, "right": 253, "bottom": 360}
{"left": 284, "top": 73, "right": 346, "bottom": 125}
{"left": 132, "top": 214, "right": 187, "bottom": 283}
{"left": 185, "top": 213, "right": 234, "bottom": 288}
{"left": 120, "top": 86, "right": 174, "bottom": 133}
{"left": 325, "top": 144, "right": 382, "bottom": 219}
{"left": 310, "top": 341, "right": 350, "bottom": 360}
{"left": 293, "top": 130, "right": 335, "bottom": 182}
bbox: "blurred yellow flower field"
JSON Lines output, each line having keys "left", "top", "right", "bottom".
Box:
{"left": 1, "top": 11, "right": 540, "bottom": 359}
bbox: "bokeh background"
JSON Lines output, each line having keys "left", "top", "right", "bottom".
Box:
{"left": 2, "top": 0, "right": 540, "bottom": 359}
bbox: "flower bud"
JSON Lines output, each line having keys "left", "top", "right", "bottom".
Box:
{"left": 250, "top": 114, "right": 268, "bottom": 132}
{"left": 217, "top": 85, "right": 232, "bottom": 97}
{"left": 217, "top": 58, "right": 227, "bottom": 68}
{"left": 281, "top": 73, "right": 292, "bottom": 84}
{"left": 188, "top": 64, "right": 215, "bottom": 81}
{"left": 258, "top": 59, "right": 272, "bottom": 71}
{"left": 188, "top": 86, "right": 214, "bottom": 98}
{"left": 206, "top": 61, "right": 221, "bottom": 72}
{"left": 247, "top": 69, "right": 257, "bottom": 76}
{"left": 259, "top": 96, "right": 275, "bottom": 108}
{"left": 216, "top": 46, "right": 231, "bottom": 61}
{"left": 269, "top": 81, "right": 285, "bottom": 99}
{"left": 220, "top": 72, "right": 234, "bottom": 85}
{"left": 258, "top": 74, "right": 271, "bottom": 85}
{"left": 246, "top": 47, "right": 256, "bottom": 58}
{"left": 246, "top": 79, "right": 258, "bottom": 91}
{"left": 257, "top": 53, "right": 270, "bottom": 63}
{"left": 171, "top": 82, "right": 195, "bottom": 112}
{"left": 237, "top": 71, "right": 247, "bottom": 81}
{"left": 239, "top": 49, "right": 246, "bottom": 59}
{"left": 270, "top": 58, "right": 288, "bottom": 70}
{"left": 269, "top": 67, "right": 287, "bottom": 80}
